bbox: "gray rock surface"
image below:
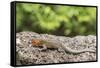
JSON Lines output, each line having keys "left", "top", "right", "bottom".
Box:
{"left": 16, "top": 31, "right": 97, "bottom": 65}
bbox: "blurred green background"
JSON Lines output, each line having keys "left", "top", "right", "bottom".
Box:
{"left": 16, "top": 3, "right": 96, "bottom": 36}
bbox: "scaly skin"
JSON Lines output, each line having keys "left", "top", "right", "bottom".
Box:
{"left": 31, "top": 39, "right": 96, "bottom": 54}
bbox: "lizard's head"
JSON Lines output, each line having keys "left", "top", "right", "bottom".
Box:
{"left": 31, "top": 39, "right": 41, "bottom": 46}
{"left": 31, "top": 39, "right": 48, "bottom": 47}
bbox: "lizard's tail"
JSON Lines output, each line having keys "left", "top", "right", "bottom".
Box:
{"left": 62, "top": 44, "right": 96, "bottom": 54}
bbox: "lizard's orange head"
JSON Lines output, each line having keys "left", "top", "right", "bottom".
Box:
{"left": 31, "top": 39, "right": 41, "bottom": 46}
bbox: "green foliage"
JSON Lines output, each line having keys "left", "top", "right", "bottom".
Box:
{"left": 16, "top": 3, "right": 96, "bottom": 36}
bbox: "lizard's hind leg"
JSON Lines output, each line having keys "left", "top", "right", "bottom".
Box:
{"left": 58, "top": 47, "right": 66, "bottom": 53}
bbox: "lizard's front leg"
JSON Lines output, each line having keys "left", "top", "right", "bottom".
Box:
{"left": 40, "top": 44, "right": 47, "bottom": 51}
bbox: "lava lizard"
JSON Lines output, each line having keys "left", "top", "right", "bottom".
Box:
{"left": 31, "top": 39, "right": 96, "bottom": 54}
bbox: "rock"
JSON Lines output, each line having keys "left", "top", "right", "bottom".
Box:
{"left": 16, "top": 31, "right": 97, "bottom": 65}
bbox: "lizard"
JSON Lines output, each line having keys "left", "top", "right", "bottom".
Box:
{"left": 31, "top": 39, "right": 96, "bottom": 54}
